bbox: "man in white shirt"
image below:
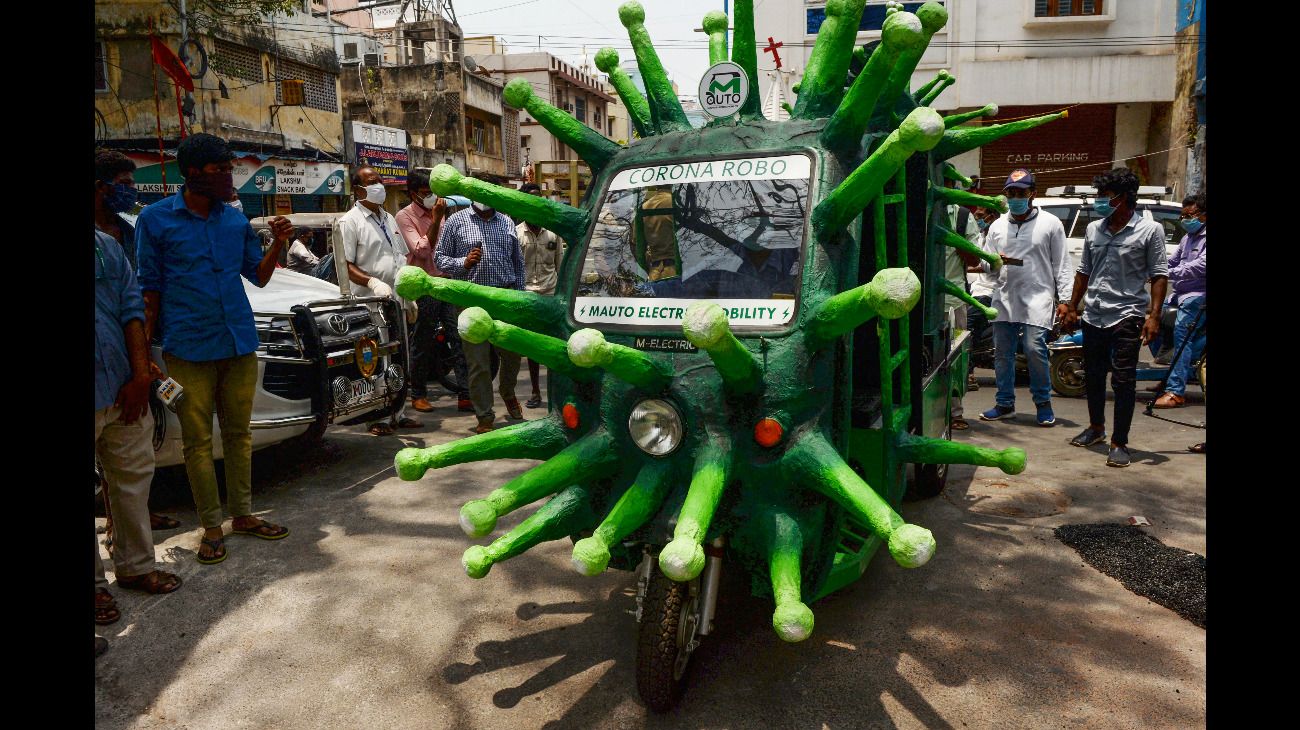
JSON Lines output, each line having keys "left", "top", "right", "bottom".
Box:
{"left": 976, "top": 169, "right": 1073, "bottom": 427}
{"left": 518, "top": 183, "right": 564, "bottom": 408}
{"left": 286, "top": 229, "right": 321, "bottom": 275}
{"left": 338, "top": 165, "right": 421, "bottom": 436}
{"left": 943, "top": 190, "right": 980, "bottom": 430}
{"left": 964, "top": 205, "right": 1001, "bottom": 391}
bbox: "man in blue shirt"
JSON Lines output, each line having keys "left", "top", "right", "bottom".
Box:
{"left": 95, "top": 229, "right": 182, "bottom": 627}
{"left": 136, "top": 133, "right": 294, "bottom": 564}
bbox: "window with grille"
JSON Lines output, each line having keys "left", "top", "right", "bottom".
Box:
{"left": 1035, "top": 0, "right": 1103, "bottom": 16}
{"left": 575, "top": 97, "right": 586, "bottom": 123}
{"left": 95, "top": 40, "right": 108, "bottom": 92}
{"left": 275, "top": 58, "right": 338, "bottom": 112}
{"left": 212, "top": 39, "right": 263, "bottom": 82}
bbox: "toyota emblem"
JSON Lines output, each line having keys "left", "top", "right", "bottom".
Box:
{"left": 327, "top": 314, "right": 349, "bottom": 335}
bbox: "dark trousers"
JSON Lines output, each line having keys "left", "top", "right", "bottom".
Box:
{"left": 409, "top": 297, "right": 469, "bottom": 399}
{"left": 1082, "top": 316, "right": 1143, "bottom": 446}
{"left": 967, "top": 294, "right": 993, "bottom": 354}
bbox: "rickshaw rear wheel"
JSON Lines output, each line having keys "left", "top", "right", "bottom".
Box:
{"left": 636, "top": 567, "right": 701, "bottom": 713}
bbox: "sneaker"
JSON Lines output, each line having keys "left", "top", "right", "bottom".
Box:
{"left": 1070, "top": 427, "right": 1107, "bottom": 447}
{"left": 1035, "top": 403, "right": 1056, "bottom": 427}
{"left": 979, "top": 405, "right": 1015, "bottom": 421}
{"left": 457, "top": 399, "right": 475, "bottom": 413}
{"left": 1106, "top": 444, "right": 1131, "bottom": 467}
{"left": 504, "top": 398, "right": 524, "bottom": 420}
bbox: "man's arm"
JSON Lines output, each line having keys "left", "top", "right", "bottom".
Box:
{"left": 338, "top": 218, "right": 390, "bottom": 295}
{"left": 512, "top": 233, "right": 527, "bottom": 290}
{"left": 250, "top": 216, "right": 293, "bottom": 287}
{"left": 1168, "top": 240, "right": 1204, "bottom": 281}
{"left": 1049, "top": 219, "right": 1073, "bottom": 303}
{"left": 115, "top": 254, "right": 152, "bottom": 424}
{"left": 1141, "top": 227, "right": 1170, "bottom": 342}
{"left": 434, "top": 218, "right": 468, "bottom": 277}
{"left": 395, "top": 208, "right": 428, "bottom": 260}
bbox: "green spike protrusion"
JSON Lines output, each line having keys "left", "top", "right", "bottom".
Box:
{"left": 502, "top": 79, "right": 621, "bottom": 171}
{"left": 793, "top": 0, "right": 868, "bottom": 120}
{"left": 896, "top": 433, "right": 1025, "bottom": 475}
{"left": 782, "top": 432, "right": 935, "bottom": 569}
{"left": 766, "top": 510, "right": 815, "bottom": 642}
{"left": 396, "top": 266, "right": 567, "bottom": 339}
{"left": 873, "top": 1, "right": 948, "bottom": 124}
{"left": 813, "top": 106, "right": 946, "bottom": 235}
{"left": 934, "top": 222, "right": 1001, "bottom": 270}
{"left": 425, "top": 165, "right": 590, "bottom": 244}
{"left": 457, "top": 307, "right": 599, "bottom": 383}
{"left": 594, "top": 48, "right": 652, "bottom": 138}
{"left": 942, "top": 163, "right": 973, "bottom": 187}
{"left": 821, "top": 10, "right": 928, "bottom": 153}
{"left": 618, "top": 2, "right": 691, "bottom": 134}
{"left": 659, "top": 436, "right": 732, "bottom": 582}
{"left": 394, "top": 417, "right": 567, "bottom": 481}
{"left": 680, "top": 302, "right": 762, "bottom": 395}
{"left": 911, "top": 69, "right": 950, "bottom": 103}
{"left": 806, "top": 268, "right": 921, "bottom": 347}
{"left": 780, "top": 102, "right": 794, "bottom": 116}
{"left": 932, "top": 110, "right": 1068, "bottom": 161}
{"left": 918, "top": 72, "right": 956, "bottom": 107}
{"left": 939, "top": 279, "right": 997, "bottom": 321}
{"left": 462, "top": 485, "right": 596, "bottom": 579}
{"left": 567, "top": 328, "right": 672, "bottom": 392}
{"left": 732, "top": 0, "right": 763, "bottom": 120}
{"left": 931, "top": 186, "right": 1008, "bottom": 213}
{"left": 943, "top": 103, "right": 998, "bottom": 128}
{"left": 572, "top": 460, "right": 675, "bottom": 575}
{"left": 458, "top": 429, "right": 619, "bottom": 538}
{"left": 703, "top": 11, "right": 729, "bottom": 66}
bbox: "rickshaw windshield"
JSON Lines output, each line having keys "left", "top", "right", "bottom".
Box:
{"left": 573, "top": 154, "right": 812, "bottom": 330}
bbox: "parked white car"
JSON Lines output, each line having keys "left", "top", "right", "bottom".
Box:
{"left": 1034, "top": 185, "right": 1183, "bottom": 272}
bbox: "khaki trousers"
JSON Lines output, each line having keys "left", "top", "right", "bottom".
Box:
{"left": 94, "top": 405, "right": 157, "bottom": 581}
{"left": 164, "top": 352, "right": 258, "bottom": 529}
{"left": 458, "top": 306, "right": 522, "bottom": 420}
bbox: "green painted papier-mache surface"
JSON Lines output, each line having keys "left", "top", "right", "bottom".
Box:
{"left": 392, "top": 0, "right": 1058, "bottom": 648}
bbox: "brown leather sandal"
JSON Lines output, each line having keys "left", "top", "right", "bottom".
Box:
{"left": 116, "top": 570, "right": 182, "bottom": 595}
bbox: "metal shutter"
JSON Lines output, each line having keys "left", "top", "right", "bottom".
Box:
{"left": 977, "top": 103, "right": 1116, "bottom": 192}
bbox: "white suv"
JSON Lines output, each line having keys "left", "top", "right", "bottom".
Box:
{"left": 1034, "top": 185, "right": 1183, "bottom": 272}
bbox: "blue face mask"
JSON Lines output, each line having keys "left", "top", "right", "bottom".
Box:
{"left": 1092, "top": 195, "right": 1120, "bottom": 218}
{"left": 976, "top": 218, "right": 990, "bottom": 231}
{"left": 102, "top": 182, "right": 139, "bottom": 214}
{"left": 1007, "top": 197, "right": 1030, "bottom": 215}
{"left": 1180, "top": 217, "right": 1203, "bottom": 233}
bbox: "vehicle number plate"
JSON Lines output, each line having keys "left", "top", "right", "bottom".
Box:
{"left": 351, "top": 378, "right": 377, "bottom": 401}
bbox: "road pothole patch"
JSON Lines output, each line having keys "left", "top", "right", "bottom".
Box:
{"left": 947, "top": 477, "right": 1071, "bottom": 518}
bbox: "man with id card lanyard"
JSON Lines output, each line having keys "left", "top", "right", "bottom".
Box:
{"left": 339, "top": 165, "right": 422, "bottom": 436}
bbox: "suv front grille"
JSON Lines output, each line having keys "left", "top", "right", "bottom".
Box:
{"left": 262, "top": 361, "right": 315, "bottom": 401}
{"left": 315, "top": 308, "right": 381, "bottom": 351}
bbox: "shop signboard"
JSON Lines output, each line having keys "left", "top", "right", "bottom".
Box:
{"left": 125, "top": 152, "right": 348, "bottom": 196}
{"left": 346, "top": 121, "right": 409, "bottom": 185}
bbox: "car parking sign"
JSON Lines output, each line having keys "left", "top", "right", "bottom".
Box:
{"left": 698, "top": 61, "right": 749, "bottom": 118}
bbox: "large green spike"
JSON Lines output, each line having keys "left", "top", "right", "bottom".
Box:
{"left": 917, "top": 72, "right": 956, "bottom": 107}
{"left": 703, "top": 11, "right": 729, "bottom": 66}
{"left": 396, "top": 266, "right": 567, "bottom": 339}
{"left": 659, "top": 435, "right": 732, "bottom": 582}
{"left": 732, "top": 0, "right": 763, "bottom": 120}
{"left": 458, "top": 428, "right": 619, "bottom": 539}
{"left": 782, "top": 432, "right": 935, "bottom": 568}
{"left": 910, "top": 69, "right": 949, "bottom": 103}
{"left": 821, "top": 9, "right": 928, "bottom": 152}
{"left": 896, "top": 433, "right": 1025, "bottom": 475}
{"left": 942, "top": 163, "right": 973, "bottom": 187}
{"left": 462, "top": 485, "right": 597, "bottom": 579}
{"left": 932, "top": 110, "right": 1068, "bottom": 161}
{"left": 931, "top": 186, "right": 1008, "bottom": 213}
{"left": 502, "top": 79, "right": 621, "bottom": 172}
{"left": 939, "top": 279, "right": 997, "bottom": 320}
{"left": 680, "top": 302, "right": 762, "bottom": 395}
{"left": 765, "top": 509, "right": 815, "bottom": 642}
{"left": 572, "top": 459, "right": 674, "bottom": 575}
{"left": 793, "top": 0, "right": 868, "bottom": 120}
{"left": 594, "top": 48, "right": 652, "bottom": 138}
{"left": 425, "top": 165, "right": 590, "bottom": 244}
{"left": 873, "top": 1, "right": 949, "bottom": 123}
{"left": 394, "top": 416, "right": 566, "bottom": 481}
{"left": 943, "top": 103, "right": 998, "bottom": 128}
{"left": 933, "top": 222, "right": 1000, "bottom": 270}
{"left": 457, "top": 307, "right": 599, "bottom": 383}
{"left": 812, "top": 106, "right": 946, "bottom": 236}
{"left": 618, "top": 2, "right": 691, "bottom": 134}
{"left": 805, "top": 267, "right": 921, "bottom": 347}
{"left": 567, "top": 328, "right": 672, "bottom": 392}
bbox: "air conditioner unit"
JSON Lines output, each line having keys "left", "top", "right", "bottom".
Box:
{"left": 363, "top": 53, "right": 380, "bottom": 67}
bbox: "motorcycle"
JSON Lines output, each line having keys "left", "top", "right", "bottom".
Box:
{"left": 1048, "top": 306, "right": 1205, "bottom": 398}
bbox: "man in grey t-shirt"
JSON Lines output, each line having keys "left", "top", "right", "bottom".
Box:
{"left": 1062, "top": 167, "right": 1168, "bottom": 467}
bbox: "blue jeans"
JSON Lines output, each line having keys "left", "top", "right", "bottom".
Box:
{"left": 1164, "top": 295, "right": 1205, "bottom": 396}
{"left": 992, "top": 321, "right": 1052, "bottom": 409}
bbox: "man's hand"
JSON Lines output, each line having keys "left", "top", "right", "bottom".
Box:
{"left": 268, "top": 216, "right": 294, "bottom": 242}
{"left": 115, "top": 373, "right": 153, "bottom": 425}
{"left": 367, "top": 277, "right": 394, "bottom": 298}
{"left": 432, "top": 197, "right": 448, "bottom": 220}
{"left": 1056, "top": 303, "right": 1078, "bottom": 332}
{"left": 1140, "top": 314, "right": 1161, "bottom": 345}
{"left": 148, "top": 361, "right": 165, "bottom": 381}
{"left": 403, "top": 298, "right": 418, "bottom": 324}
{"left": 465, "top": 247, "right": 483, "bottom": 268}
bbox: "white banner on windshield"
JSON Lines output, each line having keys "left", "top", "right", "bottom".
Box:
{"left": 608, "top": 154, "right": 812, "bottom": 192}
{"left": 574, "top": 297, "right": 794, "bottom": 327}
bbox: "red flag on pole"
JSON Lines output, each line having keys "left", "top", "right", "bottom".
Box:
{"left": 150, "top": 35, "right": 194, "bottom": 92}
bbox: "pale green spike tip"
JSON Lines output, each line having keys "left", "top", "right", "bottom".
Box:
{"left": 503, "top": 78, "right": 533, "bottom": 109}
{"left": 916, "top": 1, "right": 949, "bottom": 32}
{"left": 681, "top": 301, "right": 730, "bottom": 349}
{"left": 618, "top": 1, "right": 645, "bottom": 27}
{"left": 773, "top": 601, "right": 815, "bottom": 642}
{"left": 992, "top": 194, "right": 1009, "bottom": 213}
{"left": 459, "top": 500, "right": 498, "bottom": 538}
{"left": 702, "top": 10, "right": 728, "bottom": 34}
{"left": 899, "top": 107, "right": 946, "bottom": 152}
{"left": 937, "top": 69, "right": 951, "bottom": 79}
{"left": 881, "top": 11, "right": 925, "bottom": 51}
{"left": 659, "top": 538, "right": 706, "bottom": 582}
{"left": 594, "top": 47, "right": 619, "bottom": 73}
{"left": 463, "top": 546, "right": 492, "bottom": 579}
{"left": 396, "top": 265, "right": 427, "bottom": 297}
{"left": 1000, "top": 447, "right": 1027, "bottom": 475}
{"left": 872, "top": 268, "right": 923, "bottom": 320}
{"left": 394, "top": 447, "right": 424, "bottom": 481}
{"left": 458, "top": 306, "right": 495, "bottom": 344}
{"left": 567, "top": 328, "right": 608, "bottom": 368}
{"left": 571, "top": 536, "right": 610, "bottom": 576}
{"left": 428, "top": 163, "right": 461, "bottom": 194}
{"left": 888, "top": 524, "right": 936, "bottom": 568}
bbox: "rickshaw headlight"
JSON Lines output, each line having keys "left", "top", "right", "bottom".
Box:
{"left": 628, "top": 399, "right": 684, "bottom": 457}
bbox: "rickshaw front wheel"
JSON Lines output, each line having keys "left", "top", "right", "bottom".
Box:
{"left": 636, "top": 565, "right": 702, "bottom": 712}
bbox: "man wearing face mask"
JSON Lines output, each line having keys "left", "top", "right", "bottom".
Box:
{"left": 136, "top": 133, "right": 294, "bottom": 565}
{"left": 339, "top": 165, "right": 422, "bottom": 436}
{"left": 1062, "top": 167, "right": 1168, "bottom": 467}
{"left": 976, "top": 169, "right": 1072, "bottom": 428}
{"left": 518, "top": 182, "right": 565, "bottom": 409}
{"left": 965, "top": 205, "right": 1001, "bottom": 391}
{"left": 95, "top": 150, "right": 141, "bottom": 268}
{"left": 1152, "top": 193, "right": 1206, "bottom": 410}
{"left": 435, "top": 190, "right": 527, "bottom": 433}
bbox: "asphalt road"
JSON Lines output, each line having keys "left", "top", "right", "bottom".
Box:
{"left": 95, "top": 371, "right": 1206, "bottom": 729}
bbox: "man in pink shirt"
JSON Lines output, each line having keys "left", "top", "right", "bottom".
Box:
{"left": 396, "top": 170, "right": 471, "bottom": 413}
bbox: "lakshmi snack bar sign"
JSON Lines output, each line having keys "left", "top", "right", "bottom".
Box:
{"left": 574, "top": 297, "right": 794, "bottom": 327}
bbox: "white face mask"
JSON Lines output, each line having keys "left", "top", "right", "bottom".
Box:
{"left": 228, "top": 198, "right": 243, "bottom": 211}
{"left": 422, "top": 194, "right": 438, "bottom": 208}
{"left": 471, "top": 201, "right": 492, "bottom": 214}
{"left": 362, "top": 183, "right": 386, "bottom": 205}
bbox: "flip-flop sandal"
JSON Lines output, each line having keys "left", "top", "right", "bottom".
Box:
{"left": 396, "top": 417, "right": 423, "bottom": 429}
{"left": 368, "top": 423, "right": 395, "bottom": 436}
{"left": 232, "top": 522, "right": 290, "bottom": 540}
{"left": 95, "top": 588, "right": 121, "bottom": 626}
{"left": 150, "top": 513, "right": 182, "bottom": 530}
{"left": 197, "top": 536, "right": 228, "bottom": 565}
{"left": 1188, "top": 443, "right": 1206, "bottom": 454}
{"left": 116, "top": 570, "right": 182, "bottom": 595}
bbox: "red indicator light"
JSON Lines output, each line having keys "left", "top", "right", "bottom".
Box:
{"left": 562, "top": 403, "right": 580, "bottom": 429}
{"left": 755, "top": 417, "right": 783, "bottom": 448}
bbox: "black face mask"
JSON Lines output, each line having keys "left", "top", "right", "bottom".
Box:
{"left": 186, "top": 170, "right": 235, "bottom": 202}
{"left": 101, "top": 182, "right": 139, "bottom": 213}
